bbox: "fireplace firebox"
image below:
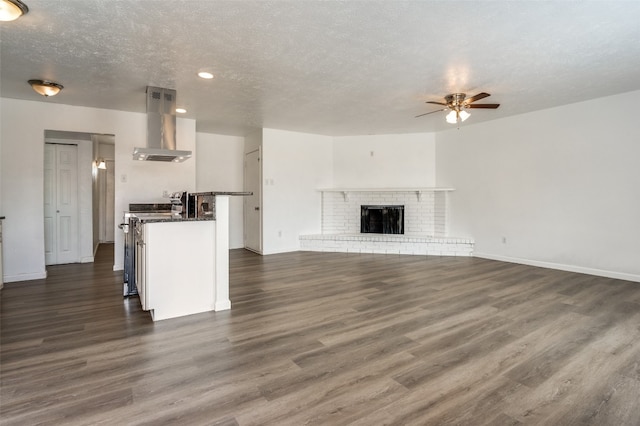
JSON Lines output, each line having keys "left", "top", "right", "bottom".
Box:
{"left": 361, "top": 205, "right": 404, "bottom": 234}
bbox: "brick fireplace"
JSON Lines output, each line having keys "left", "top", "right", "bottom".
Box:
{"left": 321, "top": 189, "right": 447, "bottom": 236}
{"left": 299, "top": 188, "right": 474, "bottom": 256}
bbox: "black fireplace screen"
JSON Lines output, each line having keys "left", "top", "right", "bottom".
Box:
{"left": 361, "top": 205, "right": 404, "bottom": 234}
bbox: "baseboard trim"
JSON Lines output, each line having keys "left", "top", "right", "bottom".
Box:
{"left": 80, "top": 256, "right": 94, "bottom": 263}
{"left": 214, "top": 300, "right": 231, "bottom": 311}
{"left": 474, "top": 252, "right": 640, "bottom": 283}
{"left": 3, "top": 270, "right": 48, "bottom": 283}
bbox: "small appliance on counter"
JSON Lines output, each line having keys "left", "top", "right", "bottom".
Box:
{"left": 170, "top": 192, "right": 184, "bottom": 216}
{"left": 190, "top": 192, "right": 215, "bottom": 218}
{"left": 176, "top": 191, "right": 216, "bottom": 218}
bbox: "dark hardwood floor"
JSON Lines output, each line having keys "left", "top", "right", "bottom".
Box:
{"left": 1, "top": 244, "right": 639, "bottom": 425}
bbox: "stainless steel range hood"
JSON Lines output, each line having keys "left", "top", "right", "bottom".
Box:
{"left": 133, "top": 86, "right": 192, "bottom": 162}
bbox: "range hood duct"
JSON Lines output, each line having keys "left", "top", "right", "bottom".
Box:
{"left": 133, "top": 86, "right": 192, "bottom": 162}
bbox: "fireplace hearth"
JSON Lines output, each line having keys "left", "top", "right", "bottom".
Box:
{"left": 361, "top": 205, "right": 404, "bottom": 234}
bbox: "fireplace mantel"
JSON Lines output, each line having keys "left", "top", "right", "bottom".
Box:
{"left": 318, "top": 187, "right": 454, "bottom": 201}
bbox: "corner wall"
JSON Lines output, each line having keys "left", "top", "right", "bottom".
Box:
{"left": 435, "top": 90, "right": 640, "bottom": 281}
{"left": 261, "top": 128, "right": 333, "bottom": 254}
{"left": 196, "top": 132, "right": 245, "bottom": 249}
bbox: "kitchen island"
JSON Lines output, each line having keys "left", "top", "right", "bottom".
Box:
{"left": 135, "top": 193, "right": 248, "bottom": 321}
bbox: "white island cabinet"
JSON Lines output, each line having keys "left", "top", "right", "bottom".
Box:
{"left": 139, "top": 195, "right": 233, "bottom": 321}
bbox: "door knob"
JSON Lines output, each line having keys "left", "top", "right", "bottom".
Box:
{"left": 254, "top": 206, "right": 260, "bottom": 211}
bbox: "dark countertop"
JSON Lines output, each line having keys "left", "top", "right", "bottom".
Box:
{"left": 190, "top": 191, "right": 252, "bottom": 196}
{"left": 140, "top": 216, "right": 214, "bottom": 224}
{"left": 128, "top": 203, "right": 173, "bottom": 212}
{"left": 134, "top": 213, "right": 214, "bottom": 224}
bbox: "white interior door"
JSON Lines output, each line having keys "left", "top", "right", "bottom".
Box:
{"left": 244, "top": 149, "right": 262, "bottom": 253}
{"left": 44, "top": 143, "right": 79, "bottom": 265}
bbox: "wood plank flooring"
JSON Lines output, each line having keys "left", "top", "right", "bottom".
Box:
{"left": 1, "top": 244, "right": 640, "bottom": 425}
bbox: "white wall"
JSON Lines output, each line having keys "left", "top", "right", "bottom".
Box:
{"left": 332, "top": 133, "right": 436, "bottom": 188}
{"left": 436, "top": 90, "right": 640, "bottom": 281}
{"left": 261, "top": 128, "right": 333, "bottom": 254}
{"left": 4, "top": 91, "right": 637, "bottom": 282}
{"left": 244, "top": 129, "right": 263, "bottom": 154}
{"left": 0, "top": 98, "right": 196, "bottom": 282}
{"left": 196, "top": 132, "right": 245, "bottom": 249}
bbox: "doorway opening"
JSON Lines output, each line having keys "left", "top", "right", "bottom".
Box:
{"left": 244, "top": 148, "right": 262, "bottom": 254}
{"left": 43, "top": 130, "right": 115, "bottom": 266}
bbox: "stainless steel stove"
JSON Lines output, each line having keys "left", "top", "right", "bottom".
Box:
{"left": 119, "top": 203, "right": 174, "bottom": 296}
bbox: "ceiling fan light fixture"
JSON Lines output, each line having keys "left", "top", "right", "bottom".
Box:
{"left": 419, "top": 92, "right": 497, "bottom": 123}
{"left": 445, "top": 109, "right": 470, "bottom": 124}
{"left": 28, "top": 79, "right": 63, "bottom": 97}
{"left": 0, "top": 0, "right": 28, "bottom": 21}
{"left": 445, "top": 110, "right": 458, "bottom": 124}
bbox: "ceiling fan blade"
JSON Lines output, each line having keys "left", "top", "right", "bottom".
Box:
{"left": 467, "top": 103, "right": 500, "bottom": 109}
{"left": 426, "top": 101, "right": 447, "bottom": 106}
{"left": 464, "top": 92, "right": 491, "bottom": 104}
{"left": 415, "top": 108, "right": 447, "bottom": 118}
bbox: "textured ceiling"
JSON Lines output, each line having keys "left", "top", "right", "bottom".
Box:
{"left": 2, "top": 1, "right": 640, "bottom": 136}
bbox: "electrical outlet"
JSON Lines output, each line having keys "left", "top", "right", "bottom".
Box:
{"left": 120, "top": 174, "right": 127, "bottom": 183}
{"left": 502, "top": 236, "right": 507, "bottom": 244}
{"left": 278, "top": 230, "right": 282, "bottom": 237}
{"left": 162, "top": 190, "right": 169, "bottom": 198}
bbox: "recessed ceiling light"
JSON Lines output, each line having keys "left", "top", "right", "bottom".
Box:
{"left": 197, "top": 71, "right": 214, "bottom": 80}
{"left": 176, "top": 108, "right": 187, "bottom": 114}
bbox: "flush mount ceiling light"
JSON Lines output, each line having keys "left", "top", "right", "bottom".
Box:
{"left": 175, "top": 108, "right": 187, "bottom": 114}
{"left": 197, "top": 71, "right": 214, "bottom": 79}
{"left": 0, "top": 0, "right": 29, "bottom": 21}
{"left": 28, "top": 79, "right": 64, "bottom": 97}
